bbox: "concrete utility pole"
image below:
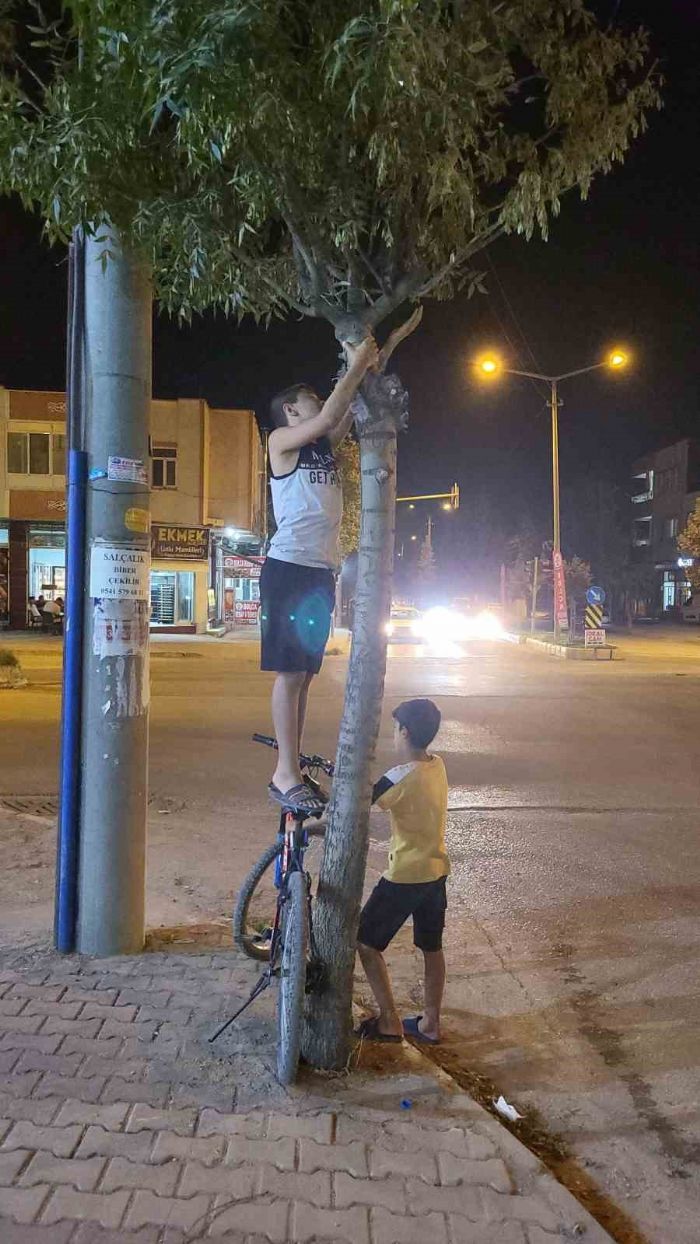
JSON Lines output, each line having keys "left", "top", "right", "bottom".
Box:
{"left": 76, "top": 229, "right": 152, "bottom": 956}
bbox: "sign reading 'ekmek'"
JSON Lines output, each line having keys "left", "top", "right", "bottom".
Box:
{"left": 151, "top": 525, "right": 210, "bottom": 561}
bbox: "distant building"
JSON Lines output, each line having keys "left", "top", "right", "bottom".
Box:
{"left": 0, "top": 387, "right": 266, "bottom": 633}
{"left": 631, "top": 438, "right": 700, "bottom": 612}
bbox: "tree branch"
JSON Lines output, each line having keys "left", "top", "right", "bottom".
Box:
{"left": 281, "top": 210, "right": 326, "bottom": 307}
{"left": 416, "top": 221, "right": 505, "bottom": 298}
{"left": 357, "top": 245, "right": 388, "bottom": 296}
{"left": 377, "top": 305, "right": 424, "bottom": 372}
{"left": 256, "top": 268, "right": 321, "bottom": 320}
{"left": 365, "top": 270, "right": 426, "bottom": 329}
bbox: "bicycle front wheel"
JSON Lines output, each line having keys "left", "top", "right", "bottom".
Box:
{"left": 233, "top": 840, "right": 282, "bottom": 962}
{"left": 233, "top": 823, "right": 325, "bottom": 963}
{"left": 277, "top": 869, "right": 309, "bottom": 1086}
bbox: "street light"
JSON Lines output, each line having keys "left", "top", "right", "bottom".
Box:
{"left": 475, "top": 347, "right": 630, "bottom": 641}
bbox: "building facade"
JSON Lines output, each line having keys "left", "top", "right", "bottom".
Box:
{"left": 631, "top": 438, "right": 700, "bottom": 612}
{"left": 0, "top": 387, "right": 266, "bottom": 633}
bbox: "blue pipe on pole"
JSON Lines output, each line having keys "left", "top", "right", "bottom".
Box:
{"left": 55, "top": 447, "right": 87, "bottom": 952}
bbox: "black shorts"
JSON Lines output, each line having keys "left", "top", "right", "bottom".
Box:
{"left": 357, "top": 876, "right": 448, "bottom": 953}
{"left": 260, "top": 556, "right": 335, "bottom": 674}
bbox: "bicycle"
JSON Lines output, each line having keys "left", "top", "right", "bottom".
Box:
{"left": 209, "top": 733, "right": 334, "bottom": 1086}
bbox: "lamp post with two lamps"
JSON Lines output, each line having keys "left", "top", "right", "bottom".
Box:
{"left": 395, "top": 483, "right": 459, "bottom": 560}
{"left": 476, "top": 349, "right": 629, "bottom": 642}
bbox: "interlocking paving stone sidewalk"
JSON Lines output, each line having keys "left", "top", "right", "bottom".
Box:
{"left": 0, "top": 943, "right": 613, "bottom": 1242}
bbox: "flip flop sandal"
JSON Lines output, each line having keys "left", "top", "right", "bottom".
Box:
{"left": 302, "top": 772, "right": 329, "bottom": 803}
{"left": 402, "top": 1015, "right": 440, "bottom": 1045}
{"left": 268, "top": 782, "right": 325, "bottom": 814}
{"left": 354, "top": 1016, "right": 403, "bottom": 1044}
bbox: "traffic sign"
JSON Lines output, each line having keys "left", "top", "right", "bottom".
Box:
{"left": 584, "top": 603, "right": 604, "bottom": 629}
{"left": 585, "top": 628, "right": 606, "bottom": 647}
{"left": 586, "top": 586, "right": 606, "bottom": 606}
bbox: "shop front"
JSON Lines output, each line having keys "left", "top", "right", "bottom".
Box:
{"left": 4, "top": 517, "right": 66, "bottom": 629}
{"left": 221, "top": 552, "right": 263, "bottom": 628}
{"left": 150, "top": 524, "right": 210, "bottom": 634}
{"left": 0, "top": 528, "right": 8, "bottom": 627}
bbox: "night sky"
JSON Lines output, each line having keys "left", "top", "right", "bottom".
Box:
{"left": 0, "top": 1, "right": 698, "bottom": 578}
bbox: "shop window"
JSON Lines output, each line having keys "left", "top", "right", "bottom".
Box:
{"left": 29, "top": 547, "right": 65, "bottom": 600}
{"left": 151, "top": 573, "right": 176, "bottom": 625}
{"left": 7, "top": 431, "right": 57, "bottom": 475}
{"left": 152, "top": 445, "right": 177, "bottom": 489}
{"left": 150, "top": 571, "right": 194, "bottom": 626}
{"left": 662, "top": 572, "right": 676, "bottom": 611}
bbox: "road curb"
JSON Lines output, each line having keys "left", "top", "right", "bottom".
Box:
{"left": 395, "top": 1037, "right": 614, "bottom": 1242}
{"left": 522, "top": 636, "right": 616, "bottom": 660}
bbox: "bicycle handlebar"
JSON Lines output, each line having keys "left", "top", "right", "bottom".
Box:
{"left": 252, "top": 732, "right": 335, "bottom": 776}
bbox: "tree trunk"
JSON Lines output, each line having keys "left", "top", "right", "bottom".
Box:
{"left": 302, "top": 410, "right": 396, "bottom": 1069}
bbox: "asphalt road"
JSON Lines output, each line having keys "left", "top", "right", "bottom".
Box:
{"left": 1, "top": 625, "right": 700, "bottom": 1242}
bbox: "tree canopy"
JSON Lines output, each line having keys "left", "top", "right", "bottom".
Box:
{"left": 678, "top": 500, "right": 700, "bottom": 593}
{"left": 0, "top": 1, "right": 660, "bottom": 331}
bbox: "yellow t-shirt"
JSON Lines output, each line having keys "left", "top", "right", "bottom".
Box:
{"left": 374, "top": 755, "right": 450, "bottom": 884}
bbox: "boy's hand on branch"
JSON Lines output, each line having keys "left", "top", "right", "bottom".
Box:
{"left": 344, "top": 336, "right": 379, "bottom": 376}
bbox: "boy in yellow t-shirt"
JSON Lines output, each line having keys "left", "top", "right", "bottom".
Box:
{"left": 356, "top": 699, "right": 449, "bottom": 1045}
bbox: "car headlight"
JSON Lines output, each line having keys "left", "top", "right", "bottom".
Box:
{"left": 421, "top": 606, "right": 462, "bottom": 643}
{"left": 472, "top": 610, "right": 505, "bottom": 640}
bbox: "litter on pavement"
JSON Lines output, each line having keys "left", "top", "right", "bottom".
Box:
{"left": 494, "top": 1094, "right": 524, "bottom": 1122}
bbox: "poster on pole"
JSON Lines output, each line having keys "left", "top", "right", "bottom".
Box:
{"left": 89, "top": 543, "right": 150, "bottom": 601}
{"left": 107, "top": 455, "right": 149, "bottom": 485}
{"left": 552, "top": 550, "right": 569, "bottom": 630}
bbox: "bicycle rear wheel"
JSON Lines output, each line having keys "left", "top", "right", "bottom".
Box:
{"left": 277, "top": 869, "right": 309, "bottom": 1086}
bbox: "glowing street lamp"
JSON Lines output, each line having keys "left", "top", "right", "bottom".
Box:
{"left": 474, "top": 346, "right": 631, "bottom": 640}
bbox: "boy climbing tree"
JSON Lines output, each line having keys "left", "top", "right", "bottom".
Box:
{"left": 262, "top": 337, "right": 379, "bottom": 813}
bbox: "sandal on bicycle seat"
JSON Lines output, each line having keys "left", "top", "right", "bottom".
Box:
{"left": 268, "top": 782, "right": 325, "bottom": 814}
{"left": 302, "top": 772, "right": 329, "bottom": 804}
{"left": 354, "top": 1016, "right": 403, "bottom": 1044}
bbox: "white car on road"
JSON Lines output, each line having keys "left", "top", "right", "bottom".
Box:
{"left": 681, "top": 596, "right": 700, "bottom": 623}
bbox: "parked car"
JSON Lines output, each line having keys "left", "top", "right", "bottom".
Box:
{"left": 681, "top": 596, "right": 700, "bottom": 623}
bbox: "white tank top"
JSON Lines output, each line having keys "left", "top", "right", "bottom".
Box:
{"left": 268, "top": 437, "right": 342, "bottom": 570}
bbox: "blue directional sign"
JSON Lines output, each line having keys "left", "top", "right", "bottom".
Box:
{"left": 586, "top": 586, "right": 606, "bottom": 606}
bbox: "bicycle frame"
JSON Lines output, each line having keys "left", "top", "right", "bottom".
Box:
{"left": 268, "top": 810, "right": 310, "bottom": 966}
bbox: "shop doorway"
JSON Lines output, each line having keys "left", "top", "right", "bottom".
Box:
{"left": 150, "top": 571, "right": 195, "bottom": 627}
